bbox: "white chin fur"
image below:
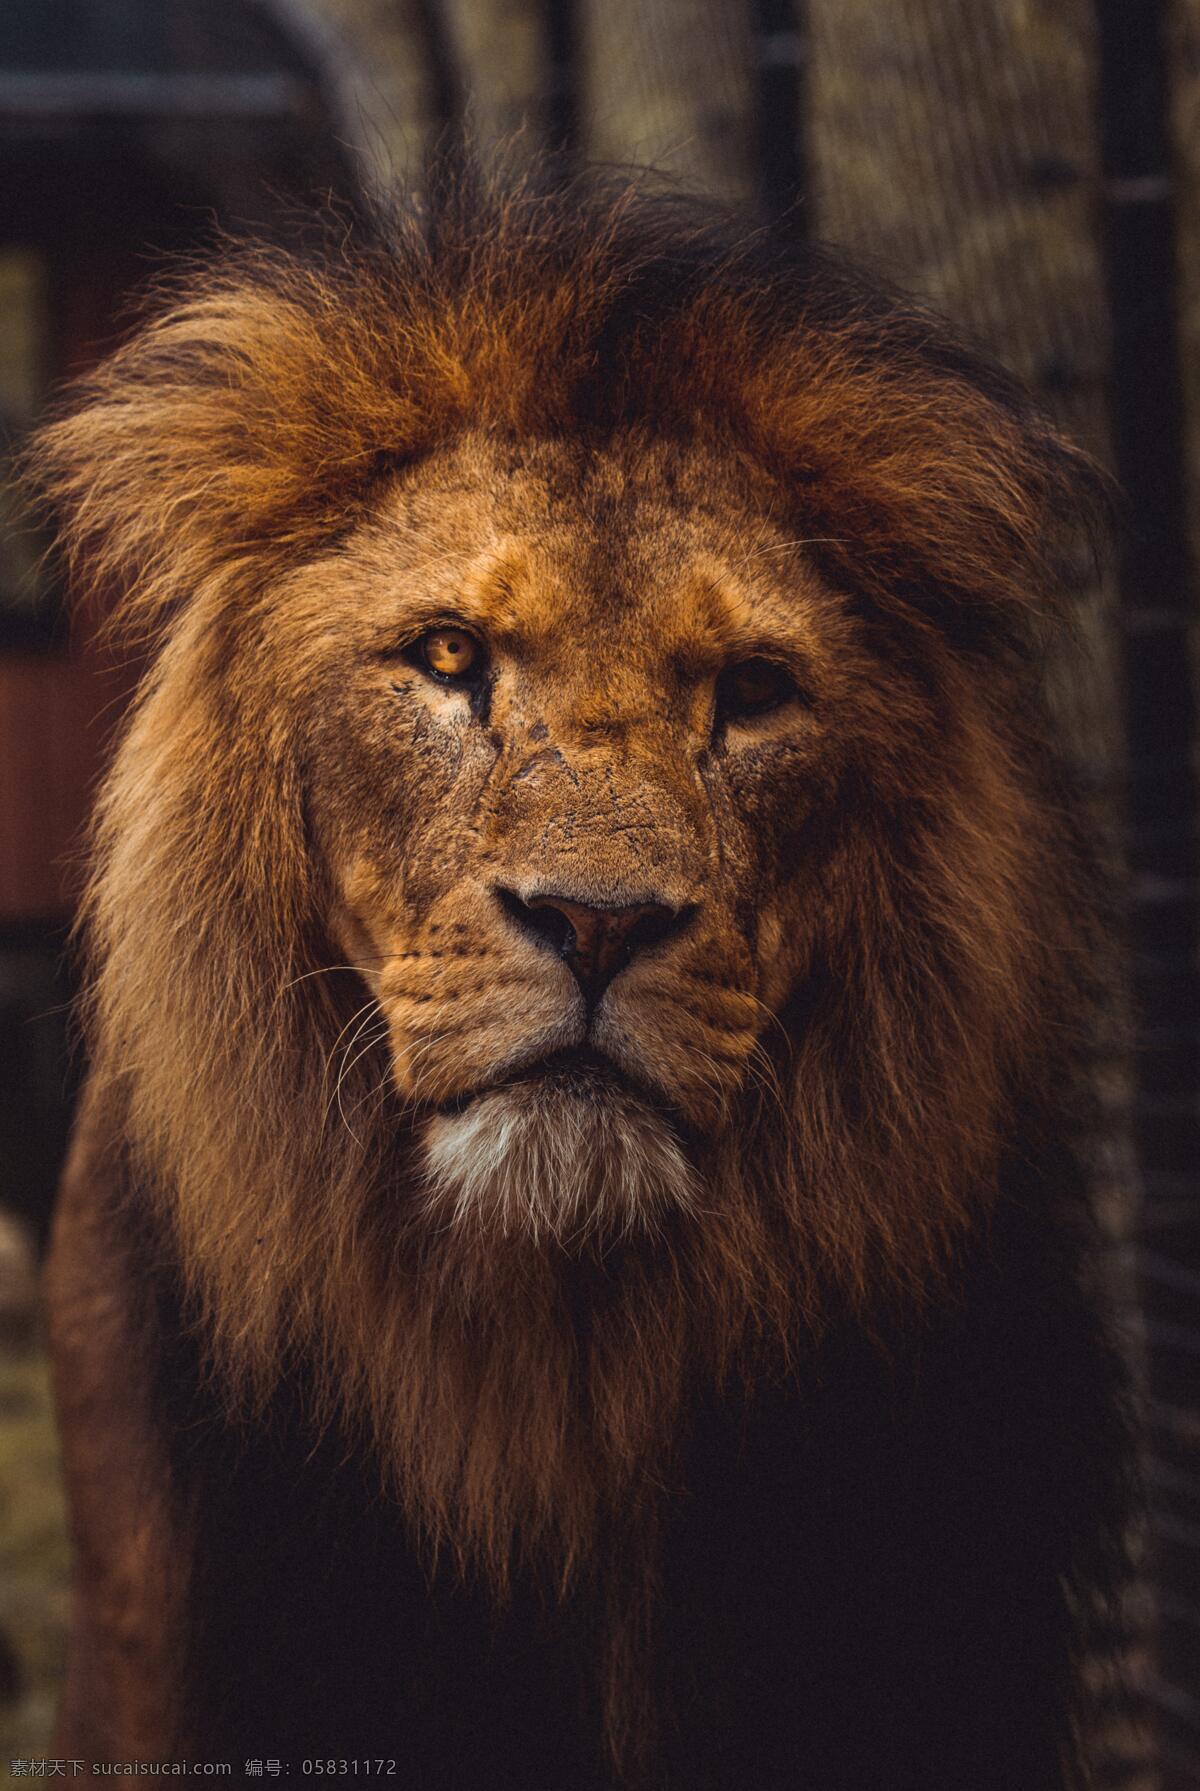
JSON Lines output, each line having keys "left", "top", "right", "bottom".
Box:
{"left": 420, "top": 1081, "right": 698, "bottom": 1243}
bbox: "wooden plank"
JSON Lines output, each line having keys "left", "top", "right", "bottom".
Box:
{"left": 578, "top": 0, "right": 757, "bottom": 206}
{"left": 0, "top": 652, "right": 104, "bottom": 923}
{"left": 438, "top": 0, "right": 553, "bottom": 158}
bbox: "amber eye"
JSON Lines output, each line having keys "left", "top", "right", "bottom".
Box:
{"left": 716, "top": 657, "right": 800, "bottom": 722}
{"left": 415, "top": 627, "right": 482, "bottom": 683}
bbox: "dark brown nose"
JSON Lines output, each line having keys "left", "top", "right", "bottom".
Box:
{"left": 497, "top": 888, "right": 689, "bottom": 1003}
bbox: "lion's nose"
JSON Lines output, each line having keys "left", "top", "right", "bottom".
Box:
{"left": 496, "top": 888, "right": 689, "bottom": 1003}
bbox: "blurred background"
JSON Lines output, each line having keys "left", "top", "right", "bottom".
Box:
{"left": 0, "top": 0, "right": 1196, "bottom": 1782}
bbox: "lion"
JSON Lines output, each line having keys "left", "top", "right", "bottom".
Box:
{"left": 29, "top": 172, "right": 1131, "bottom": 1787}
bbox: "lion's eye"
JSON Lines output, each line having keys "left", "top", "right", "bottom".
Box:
{"left": 414, "top": 627, "right": 483, "bottom": 683}
{"left": 716, "top": 657, "right": 799, "bottom": 721}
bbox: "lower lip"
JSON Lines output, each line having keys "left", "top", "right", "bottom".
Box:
{"left": 435, "top": 1048, "right": 634, "bottom": 1115}
{"left": 518, "top": 1049, "right": 630, "bottom": 1096}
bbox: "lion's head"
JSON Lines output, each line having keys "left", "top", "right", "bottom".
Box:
{"left": 30, "top": 177, "right": 1106, "bottom": 1668}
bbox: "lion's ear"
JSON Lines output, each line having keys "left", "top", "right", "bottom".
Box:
{"left": 779, "top": 384, "right": 1109, "bottom": 644}
{"left": 22, "top": 260, "right": 432, "bottom": 644}
{"left": 686, "top": 285, "right": 1115, "bottom": 643}
{"left": 826, "top": 396, "right": 1111, "bottom": 641}
{"left": 817, "top": 381, "right": 1109, "bottom": 643}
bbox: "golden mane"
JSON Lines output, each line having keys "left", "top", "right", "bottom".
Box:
{"left": 27, "top": 172, "right": 1116, "bottom": 1773}
{"left": 34, "top": 172, "right": 1104, "bottom": 648}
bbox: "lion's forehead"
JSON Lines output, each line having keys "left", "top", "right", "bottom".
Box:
{"left": 345, "top": 432, "right": 831, "bottom": 667}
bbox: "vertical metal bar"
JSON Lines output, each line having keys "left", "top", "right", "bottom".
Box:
{"left": 411, "top": 0, "right": 463, "bottom": 138}
{"left": 751, "top": 0, "right": 806, "bottom": 222}
{"left": 544, "top": 0, "right": 578, "bottom": 166}
{"left": 1093, "top": 1, "right": 1200, "bottom": 1779}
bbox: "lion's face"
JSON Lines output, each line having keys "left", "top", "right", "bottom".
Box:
{"left": 290, "top": 433, "right": 864, "bottom": 1238}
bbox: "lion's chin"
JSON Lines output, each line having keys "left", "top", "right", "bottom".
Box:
{"left": 419, "top": 1068, "right": 698, "bottom": 1245}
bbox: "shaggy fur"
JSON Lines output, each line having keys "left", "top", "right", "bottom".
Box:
{"left": 30, "top": 170, "right": 1128, "bottom": 1786}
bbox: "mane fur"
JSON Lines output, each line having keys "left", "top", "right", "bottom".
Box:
{"left": 26, "top": 169, "right": 1121, "bottom": 1773}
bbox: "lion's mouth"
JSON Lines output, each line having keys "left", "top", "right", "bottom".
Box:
{"left": 435, "top": 1045, "right": 635, "bottom": 1113}
{"left": 434, "top": 1044, "right": 691, "bottom": 1135}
